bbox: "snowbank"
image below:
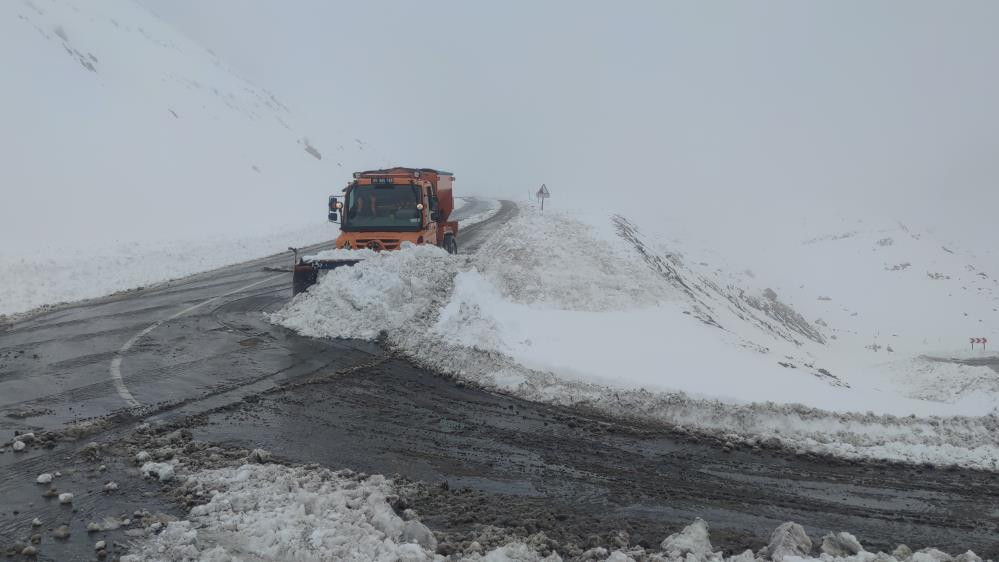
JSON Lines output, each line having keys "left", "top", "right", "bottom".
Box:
{"left": 121, "top": 463, "right": 559, "bottom": 561}
{"left": 273, "top": 207, "right": 999, "bottom": 470}
{"left": 122, "top": 464, "right": 989, "bottom": 562}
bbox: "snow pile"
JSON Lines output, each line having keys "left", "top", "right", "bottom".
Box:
{"left": 121, "top": 463, "right": 434, "bottom": 561}
{"left": 275, "top": 207, "right": 999, "bottom": 469}
{"left": 121, "top": 462, "right": 564, "bottom": 562}
{"left": 119, "top": 461, "right": 992, "bottom": 561}
{"left": 273, "top": 244, "right": 459, "bottom": 340}
{"left": 0, "top": 0, "right": 370, "bottom": 317}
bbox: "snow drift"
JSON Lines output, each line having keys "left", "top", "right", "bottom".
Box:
{"left": 273, "top": 206, "right": 999, "bottom": 471}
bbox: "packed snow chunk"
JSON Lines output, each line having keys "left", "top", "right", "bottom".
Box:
{"left": 764, "top": 522, "right": 812, "bottom": 561}
{"left": 247, "top": 448, "right": 272, "bottom": 464}
{"left": 476, "top": 541, "right": 564, "bottom": 561}
{"left": 911, "top": 549, "right": 957, "bottom": 562}
{"left": 660, "top": 518, "right": 715, "bottom": 559}
{"left": 141, "top": 462, "right": 176, "bottom": 482}
{"left": 120, "top": 521, "right": 201, "bottom": 562}
{"left": 401, "top": 520, "right": 438, "bottom": 551}
{"left": 123, "top": 463, "right": 440, "bottom": 561}
{"left": 58, "top": 492, "right": 74, "bottom": 504}
{"left": 727, "top": 551, "right": 757, "bottom": 562}
{"left": 272, "top": 244, "right": 459, "bottom": 340}
{"left": 35, "top": 473, "right": 53, "bottom": 484}
{"left": 821, "top": 532, "right": 864, "bottom": 556}
{"left": 12, "top": 440, "right": 26, "bottom": 452}
{"left": 134, "top": 451, "right": 151, "bottom": 463}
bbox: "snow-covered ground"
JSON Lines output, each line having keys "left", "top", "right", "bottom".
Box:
{"left": 457, "top": 198, "right": 501, "bottom": 228}
{"left": 123, "top": 459, "right": 989, "bottom": 562}
{"left": 0, "top": 0, "right": 376, "bottom": 317}
{"left": 0, "top": 222, "right": 338, "bottom": 317}
{"left": 273, "top": 205, "right": 999, "bottom": 470}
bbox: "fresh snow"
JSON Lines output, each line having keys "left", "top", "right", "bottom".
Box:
{"left": 273, "top": 205, "right": 999, "bottom": 470}
{"left": 0, "top": 221, "right": 336, "bottom": 317}
{"left": 458, "top": 198, "right": 502, "bottom": 228}
{"left": 0, "top": 0, "right": 373, "bottom": 317}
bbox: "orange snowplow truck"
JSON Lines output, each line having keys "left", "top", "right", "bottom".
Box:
{"left": 292, "top": 167, "right": 459, "bottom": 294}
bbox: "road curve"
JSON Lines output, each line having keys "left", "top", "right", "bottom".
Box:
{"left": 0, "top": 199, "right": 997, "bottom": 560}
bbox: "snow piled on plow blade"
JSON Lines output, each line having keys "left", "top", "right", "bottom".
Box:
{"left": 272, "top": 208, "right": 999, "bottom": 471}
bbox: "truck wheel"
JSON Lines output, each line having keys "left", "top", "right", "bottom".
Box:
{"left": 444, "top": 234, "right": 457, "bottom": 255}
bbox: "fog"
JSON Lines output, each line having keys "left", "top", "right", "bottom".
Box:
{"left": 136, "top": 0, "right": 999, "bottom": 244}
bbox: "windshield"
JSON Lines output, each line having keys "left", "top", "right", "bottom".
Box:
{"left": 343, "top": 183, "right": 423, "bottom": 231}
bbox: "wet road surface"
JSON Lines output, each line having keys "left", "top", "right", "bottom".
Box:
{"left": 2, "top": 198, "right": 998, "bottom": 559}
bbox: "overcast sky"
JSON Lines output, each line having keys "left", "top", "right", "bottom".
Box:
{"left": 138, "top": 0, "right": 999, "bottom": 238}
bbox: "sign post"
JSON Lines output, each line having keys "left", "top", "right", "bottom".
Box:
{"left": 971, "top": 337, "right": 988, "bottom": 350}
{"left": 536, "top": 183, "right": 551, "bottom": 212}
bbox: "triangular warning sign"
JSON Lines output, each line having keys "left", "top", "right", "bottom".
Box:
{"left": 536, "top": 184, "right": 550, "bottom": 198}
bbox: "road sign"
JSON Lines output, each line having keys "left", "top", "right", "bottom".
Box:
{"left": 536, "top": 184, "right": 550, "bottom": 212}
{"left": 971, "top": 337, "right": 988, "bottom": 350}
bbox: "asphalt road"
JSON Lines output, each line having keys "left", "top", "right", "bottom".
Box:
{"left": 1, "top": 198, "right": 997, "bottom": 560}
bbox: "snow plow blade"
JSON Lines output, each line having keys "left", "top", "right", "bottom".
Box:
{"left": 292, "top": 259, "right": 361, "bottom": 295}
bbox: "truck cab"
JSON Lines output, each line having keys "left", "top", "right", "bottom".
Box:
{"left": 329, "top": 167, "right": 458, "bottom": 253}
{"left": 292, "top": 167, "right": 459, "bottom": 294}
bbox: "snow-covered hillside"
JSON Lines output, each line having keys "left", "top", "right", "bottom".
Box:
{"left": 0, "top": 0, "right": 373, "bottom": 316}
{"left": 274, "top": 205, "right": 999, "bottom": 470}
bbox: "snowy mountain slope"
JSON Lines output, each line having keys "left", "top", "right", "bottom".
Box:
{"left": 273, "top": 206, "right": 999, "bottom": 470}
{"left": 644, "top": 214, "right": 999, "bottom": 408}
{"left": 0, "top": 0, "right": 373, "bottom": 315}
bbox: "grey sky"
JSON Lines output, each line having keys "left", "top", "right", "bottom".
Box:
{"left": 138, "top": 0, "right": 999, "bottom": 234}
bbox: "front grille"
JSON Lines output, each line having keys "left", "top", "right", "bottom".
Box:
{"left": 356, "top": 239, "right": 400, "bottom": 251}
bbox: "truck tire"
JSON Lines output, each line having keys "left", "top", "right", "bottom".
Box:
{"left": 444, "top": 234, "right": 457, "bottom": 255}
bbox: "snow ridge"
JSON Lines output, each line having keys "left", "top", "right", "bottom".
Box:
{"left": 273, "top": 208, "right": 999, "bottom": 471}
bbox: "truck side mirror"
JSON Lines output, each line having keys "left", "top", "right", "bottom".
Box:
{"left": 328, "top": 195, "right": 341, "bottom": 223}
